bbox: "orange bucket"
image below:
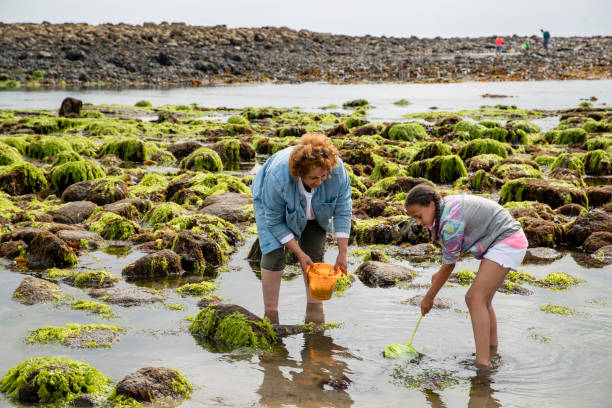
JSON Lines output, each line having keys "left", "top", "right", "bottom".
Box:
{"left": 307, "top": 263, "right": 343, "bottom": 301}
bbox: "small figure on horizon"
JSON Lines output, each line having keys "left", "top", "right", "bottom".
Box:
{"left": 540, "top": 29, "right": 551, "bottom": 49}
{"left": 521, "top": 41, "right": 530, "bottom": 52}
{"left": 495, "top": 36, "right": 504, "bottom": 53}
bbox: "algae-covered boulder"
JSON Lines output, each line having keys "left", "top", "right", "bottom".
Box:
{"left": 352, "top": 216, "right": 430, "bottom": 245}
{"left": 518, "top": 216, "right": 563, "bottom": 247}
{"left": 62, "top": 178, "right": 129, "bottom": 205}
{"left": 57, "top": 229, "right": 105, "bottom": 249}
{"left": 545, "top": 128, "right": 587, "bottom": 144}
{"left": 499, "top": 178, "right": 588, "bottom": 209}
{"left": 491, "top": 163, "right": 542, "bottom": 181}
{"left": 99, "top": 138, "right": 148, "bottom": 162}
{"left": 365, "top": 176, "right": 433, "bottom": 198}
{"left": 49, "top": 201, "right": 97, "bottom": 224}
{"left": 180, "top": 147, "right": 223, "bottom": 172}
{"left": 12, "top": 276, "right": 63, "bottom": 305}
{"left": 407, "top": 155, "right": 467, "bottom": 183}
{"left": 547, "top": 167, "right": 584, "bottom": 188}
{"left": 190, "top": 304, "right": 277, "bottom": 349}
{"left": 583, "top": 150, "right": 612, "bottom": 175}
{"left": 410, "top": 142, "right": 452, "bottom": 162}
{"left": 0, "top": 357, "right": 110, "bottom": 404}
{"left": 458, "top": 139, "right": 510, "bottom": 160}
{"left": 167, "top": 141, "right": 203, "bottom": 161}
{"left": 26, "top": 323, "right": 123, "bottom": 348}
{"left": 89, "top": 212, "right": 139, "bottom": 240}
{"left": 403, "top": 295, "right": 454, "bottom": 309}
{"left": 114, "top": 367, "right": 192, "bottom": 403}
{"left": 465, "top": 154, "right": 502, "bottom": 172}
{"left": 49, "top": 268, "right": 119, "bottom": 288}
{"left": 25, "top": 136, "right": 73, "bottom": 159}
{"left": 0, "top": 142, "right": 23, "bottom": 165}
{"left": 469, "top": 169, "right": 504, "bottom": 192}
{"left": 144, "top": 202, "right": 185, "bottom": 227}
{"left": 171, "top": 230, "right": 219, "bottom": 271}
{"left": 355, "top": 261, "right": 416, "bottom": 287}
{"left": 549, "top": 153, "right": 585, "bottom": 175}
{"left": 586, "top": 186, "right": 612, "bottom": 207}
{"left": 122, "top": 249, "right": 183, "bottom": 280}
{"left": 387, "top": 123, "right": 427, "bottom": 141}
{"left": 27, "top": 230, "right": 78, "bottom": 268}
{"left": 583, "top": 231, "right": 612, "bottom": 253}
{"left": 50, "top": 159, "right": 105, "bottom": 193}
{"left": 0, "top": 162, "right": 48, "bottom": 195}
{"left": 564, "top": 210, "right": 612, "bottom": 247}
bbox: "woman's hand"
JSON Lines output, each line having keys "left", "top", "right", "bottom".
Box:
{"left": 334, "top": 253, "right": 348, "bottom": 275}
{"left": 298, "top": 253, "right": 314, "bottom": 273}
{"left": 420, "top": 294, "right": 434, "bottom": 316}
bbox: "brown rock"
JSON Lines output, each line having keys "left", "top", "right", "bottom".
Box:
{"left": 49, "top": 201, "right": 97, "bottom": 224}
{"left": 121, "top": 249, "right": 183, "bottom": 280}
{"left": 27, "top": 230, "right": 78, "bottom": 269}
{"left": 115, "top": 367, "right": 189, "bottom": 402}
{"left": 583, "top": 231, "right": 612, "bottom": 253}
{"left": 58, "top": 97, "right": 82, "bottom": 117}
{"left": 62, "top": 179, "right": 129, "bottom": 205}
{"left": 13, "top": 276, "right": 63, "bottom": 305}
{"left": 565, "top": 210, "right": 612, "bottom": 247}
{"left": 355, "top": 261, "right": 416, "bottom": 287}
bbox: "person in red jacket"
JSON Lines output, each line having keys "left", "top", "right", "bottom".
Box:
{"left": 495, "top": 37, "right": 504, "bottom": 52}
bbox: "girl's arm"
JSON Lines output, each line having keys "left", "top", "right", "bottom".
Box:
{"left": 421, "top": 263, "right": 455, "bottom": 315}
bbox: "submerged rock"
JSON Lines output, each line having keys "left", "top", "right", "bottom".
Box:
{"left": 387, "top": 243, "right": 440, "bottom": 262}
{"left": 523, "top": 247, "right": 564, "bottom": 264}
{"left": 355, "top": 261, "right": 416, "bottom": 287}
{"left": 114, "top": 367, "right": 192, "bottom": 403}
{"left": 403, "top": 295, "right": 454, "bottom": 309}
{"left": 89, "top": 286, "right": 165, "bottom": 307}
{"left": 122, "top": 249, "right": 183, "bottom": 280}
{"left": 13, "top": 276, "right": 63, "bottom": 305}
{"left": 583, "top": 231, "right": 612, "bottom": 253}
{"left": 27, "top": 323, "right": 123, "bottom": 348}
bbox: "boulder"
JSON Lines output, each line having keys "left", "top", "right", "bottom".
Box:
{"left": 564, "top": 211, "right": 612, "bottom": 247}
{"left": 115, "top": 367, "right": 192, "bottom": 403}
{"left": 590, "top": 244, "right": 612, "bottom": 265}
{"left": 89, "top": 286, "right": 165, "bottom": 307}
{"left": 121, "top": 249, "right": 183, "bottom": 280}
{"left": 523, "top": 247, "right": 564, "bottom": 264}
{"left": 26, "top": 230, "right": 78, "bottom": 269}
{"left": 519, "top": 216, "right": 562, "bottom": 248}
{"left": 56, "top": 229, "right": 105, "bottom": 249}
{"left": 167, "top": 141, "right": 203, "bottom": 161}
{"left": 386, "top": 243, "right": 440, "bottom": 262}
{"left": 200, "top": 192, "right": 253, "bottom": 223}
{"left": 48, "top": 201, "right": 97, "bottom": 224}
{"left": 171, "top": 230, "right": 225, "bottom": 270}
{"left": 13, "top": 276, "right": 63, "bottom": 305}
{"left": 62, "top": 179, "right": 129, "bottom": 205}
{"left": 555, "top": 203, "right": 586, "bottom": 217}
{"left": 403, "top": 295, "right": 454, "bottom": 309}
{"left": 0, "top": 240, "right": 27, "bottom": 259}
{"left": 586, "top": 186, "right": 612, "bottom": 207}
{"left": 583, "top": 231, "right": 612, "bottom": 253}
{"left": 355, "top": 261, "right": 416, "bottom": 287}
{"left": 58, "top": 97, "right": 83, "bottom": 117}
{"left": 499, "top": 178, "right": 588, "bottom": 209}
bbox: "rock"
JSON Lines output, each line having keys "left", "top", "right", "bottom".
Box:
{"left": 89, "top": 286, "right": 165, "bottom": 307}
{"left": 548, "top": 167, "right": 584, "bottom": 187}
{"left": 171, "top": 230, "right": 224, "bottom": 270}
{"left": 353, "top": 197, "right": 387, "bottom": 218}
{"left": 13, "top": 276, "right": 63, "bottom": 305}
{"left": 500, "top": 178, "right": 588, "bottom": 209}
{"left": 403, "top": 295, "right": 454, "bottom": 309}
{"left": 387, "top": 243, "right": 440, "bottom": 262}
{"left": 62, "top": 179, "right": 129, "bottom": 205}
{"left": 355, "top": 261, "right": 416, "bottom": 287}
{"left": 58, "top": 97, "right": 82, "bottom": 117}
{"left": 519, "top": 216, "right": 562, "bottom": 248}
{"left": 197, "top": 294, "right": 223, "bottom": 309}
{"left": 49, "top": 201, "right": 97, "bottom": 224}
{"left": 27, "top": 230, "right": 78, "bottom": 269}
{"left": 583, "top": 231, "right": 612, "bottom": 253}
{"left": 586, "top": 186, "right": 612, "bottom": 207}
{"left": 590, "top": 244, "right": 612, "bottom": 265}
{"left": 115, "top": 367, "right": 191, "bottom": 402}
{"left": 102, "top": 198, "right": 151, "bottom": 221}
{"left": 200, "top": 192, "right": 253, "bottom": 223}
{"left": 122, "top": 249, "right": 183, "bottom": 280}
{"left": 0, "top": 162, "right": 48, "bottom": 195}
{"left": 57, "top": 230, "right": 105, "bottom": 249}
{"left": 70, "top": 394, "right": 96, "bottom": 407}
{"left": 497, "top": 281, "right": 533, "bottom": 296}
{"left": 167, "top": 141, "right": 203, "bottom": 161}
{"left": 564, "top": 210, "right": 612, "bottom": 247}
{"left": 523, "top": 247, "right": 563, "bottom": 264}
{"left": 326, "top": 123, "right": 350, "bottom": 136}
{"left": 555, "top": 203, "right": 586, "bottom": 217}
{"left": 0, "top": 240, "right": 27, "bottom": 259}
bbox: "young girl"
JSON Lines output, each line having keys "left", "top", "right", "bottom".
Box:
{"left": 404, "top": 184, "right": 528, "bottom": 368}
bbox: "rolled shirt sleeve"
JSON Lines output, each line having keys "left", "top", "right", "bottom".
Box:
{"left": 279, "top": 233, "right": 295, "bottom": 244}
{"left": 332, "top": 164, "right": 352, "bottom": 236}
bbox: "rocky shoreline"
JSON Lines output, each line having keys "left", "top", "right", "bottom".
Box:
{"left": 0, "top": 22, "right": 610, "bottom": 89}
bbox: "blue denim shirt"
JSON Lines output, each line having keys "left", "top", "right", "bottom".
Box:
{"left": 252, "top": 146, "right": 352, "bottom": 255}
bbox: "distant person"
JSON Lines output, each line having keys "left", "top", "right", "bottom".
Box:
{"left": 540, "top": 29, "right": 551, "bottom": 49}
{"left": 495, "top": 36, "right": 503, "bottom": 52}
{"left": 521, "top": 41, "right": 530, "bottom": 51}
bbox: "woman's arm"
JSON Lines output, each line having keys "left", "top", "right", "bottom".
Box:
{"left": 421, "top": 263, "right": 455, "bottom": 315}
{"left": 284, "top": 237, "right": 313, "bottom": 272}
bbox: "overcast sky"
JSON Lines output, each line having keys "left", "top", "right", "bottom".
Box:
{"left": 3, "top": 0, "right": 611, "bottom": 38}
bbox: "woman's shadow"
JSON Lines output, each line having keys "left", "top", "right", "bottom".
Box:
{"left": 257, "top": 304, "right": 356, "bottom": 408}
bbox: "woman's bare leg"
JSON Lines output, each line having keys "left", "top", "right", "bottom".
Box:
{"left": 465, "top": 259, "right": 509, "bottom": 367}
{"left": 261, "top": 268, "right": 282, "bottom": 324}
{"left": 302, "top": 272, "right": 322, "bottom": 304}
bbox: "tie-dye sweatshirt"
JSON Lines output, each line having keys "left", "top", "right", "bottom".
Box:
{"left": 432, "top": 194, "right": 525, "bottom": 264}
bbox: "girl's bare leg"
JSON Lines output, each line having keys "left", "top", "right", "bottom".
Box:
{"left": 465, "top": 259, "right": 509, "bottom": 367}
{"left": 261, "top": 268, "right": 283, "bottom": 324}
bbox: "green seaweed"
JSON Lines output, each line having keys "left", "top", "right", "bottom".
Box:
{"left": 89, "top": 212, "right": 138, "bottom": 240}
{"left": 144, "top": 202, "right": 185, "bottom": 227}
{"left": 387, "top": 123, "right": 428, "bottom": 141}
{"left": 50, "top": 159, "right": 105, "bottom": 192}
{"left": 27, "top": 323, "right": 123, "bottom": 348}
{"left": 176, "top": 281, "right": 217, "bottom": 296}
{"left": 179, "top": 147, "right": 223, "bottom": 172}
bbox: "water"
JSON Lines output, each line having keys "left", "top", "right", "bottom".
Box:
{"left": 1, "top": 80, "right": 612, "bottom": 407}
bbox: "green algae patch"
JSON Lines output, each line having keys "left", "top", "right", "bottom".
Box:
{"left": 453, "top": 269, "right": 476, "bottom": 285}
{"left": 0, "top": 191, "right": 20, "bottom": 220}
{"left": 586, "top": 136, "right": 612, "bottom": 152}
{"left": 0, "top": 161, "right": 49, "bottom": 194}
{"left": 129, "top": 173, "right": 169, "bottom": 199}
{"left": 549, "top": 153, "right": 585, "bottom": 174}
{"left": 135, "top": 100, "right": 153, "bottom": 108}
{"left": 176, "top": 281, "right": 217, "bottom": 296}
{"left": 144, "top": 202, "right": 185, "bottom": 227}
{"left": 534, "top": 155, "right": 556, "bottom": 166}
{"left": 393, "top": 99, "right": 412, "bottom": 106}
{"left": 72, "top": 299, "right": 117, "bottom": 319}
{"left": 70, "top": 269, "right": 119, "bottom": 288}
{"left": 407, "top": 155, "right": 467, "bottom": 184}
{"left": 410, "top": 142, "right": 452, "bottom": 163}
{"left": 108, "top": 391, "right": 143, "bottom": 407}
{"left": 507, "top": 269, "right": 536, "bottom": 283}
{"left": 387, "top": 123, "right": 427, "bottom": 141}
{"left": 537, "top": 271, "right": 583, "bottom": 290}
{"left": 405, "top": 106, "right": 546, "bottom": 121}
{"left": 89, "top": 212, "right": 138, "bottom": 240}
{"left": 492, "top": 163, "right": 542, "bottom": 180}
{"left": 166, "top": 303, "right": 184, "bottom": 311}
{"left": 334, "top": 271, "right": 355, "bottom": 296}
{"left": 0, "top": 142, "right": 23, "bottom": 166}
{"left": 27, "top": 323, "right": 124, "bottom": 348}
{"left": 190, "top": 305, "right": 276, "bottom": 350}
{"left": 50, "top": 159, "right": 105, "bottom": 193}
{"left": 25, "top": 136, "right": 74, "bottom": 159}
{"left": 372, "top": 154, "right": 406, "bottom": 180}
{"left": 99, "top": 138, "right": 148, "bottom": 162}
{"left": 545, "top": 128, "right": 587, "bottom": 144}
{"left": 583, "top": 149, "right": 612, "bottom": 176}
{"left": 540, "top": 304, "right": 576, "bottom": 315}
{"left": 391, "top": 366, "right": 460, "bottom": 392}
{"left": 179, "top": 147, "right": 223, "bottom": 172}
{"left": 458, "top": 138, "right": 510, "bottom": 160}
{"left": 0, "top": 356, "right": 111, "bottom": 404}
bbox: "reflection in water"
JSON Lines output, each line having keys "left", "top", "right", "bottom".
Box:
{"left": 257, "top": 304, "right": 354, "bottom": 407}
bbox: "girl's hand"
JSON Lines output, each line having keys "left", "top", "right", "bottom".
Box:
{"left": 298, "top": 253, "right": 314, "bottom": 273}
{"left": 420, "top": 295, "right": 434, "bottom": 316}
{"left": 334, "top": 253, "right": 347, "bottom": 275}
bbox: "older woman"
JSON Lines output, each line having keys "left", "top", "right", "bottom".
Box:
{"left": 252, "top": 133, "right": 352, "bottom": 322}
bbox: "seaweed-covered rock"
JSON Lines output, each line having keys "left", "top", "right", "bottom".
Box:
{"left": 469, "top": 169, "right": 504, "bottom": 192}
{"left": 25, "top": 136, "right": 73, "bottom": 159}
{"left": 56, "top": 230, "right": 105, "bottom": 249}
{"left": 0, "top": 142, "right": 23, "bottom": 166}
{"left": 586, "top": 186, "right": 612, "bottom": 207}
{"left": 556, "top": 203, "right": 586, "bottom": 216}
{"left": 583, "top": 150, "right": 612, "bottom": 175}
{"left": 545, "top": 128, "right": 587, "bottom": 144}
{"left": 591, "top": 245, "right": 612, "bottom": 265}
{"left": 171, "top": 230, "right": 217, "bottom": 272}
{"left": 62, "top": 178, "right": 129, "bottom": 205}
{"left": 0, "top": 357, "right": 110, "bottom": 404}
{"left": 27, "top": 230, "right": 78, "bottom": 268}
{"left": 407, "top": 155, "right": 467, "bottom": 184}
{"left": 114, "top": 367, "right": 192, "bottom": 403}
{"left": 355, "top": 261, "right": 416, "bottom": 287}
{"left": 565, "top": 211, "right": 612, "bottom": 247}
{"left": 583, "top": 231, "right": 612, "bottom": 253}
{"left": 352, "top": 216, "right": 430, "bottom": 245}
{"left": 189, "top": 303, "right": 276, "bottom": 349}
{"left": 49, "top": 201, "right": 97, "bottom": 224}
{"left": 144, "top": 202, "right": 185, "bottom": 227}
{"left": 99, "top": 138, "right": 148, "bottom": 162}
{"left": 499, "top": 178, "right": 588, "bottom": 208}
{"left": 89, "top": 212, "right": 139, "bottom": 240}
{"left": 403, "top": 295, "right": 454, "bottom": 309}
{"left": 410, "top": 142, "right": 452, "bottom": 162}
{"left": 200, "top": 192, "right": 253, "bottom": 223}
{"left": 353, "top": 197, "right": 388, "bottom": 218}
{"left": 180, "top": 147, "right": 223, "bottom": 172}
{"left": 0, "top": 240, "right": 27, "bottom": 259}
{"left": 549, "top": 153, "right": 585, "bottom": 175}
{"left": 26, "top": 323, "right": 123, "bottom": 348}
{"left": 523, "top": 247, "right": 564, "bottom": 264}
{"left": 89, "top": 286, "right": 165, "bottom": 307}
{"left": 50, "top": 160, "right": 105, "bottom": 193}
{"left": 548, "top": 167, "right": 584, "bottom": 188}
{"left": 387, "top": 123, "right": 427, "bottom": 141}
{"left": 518, "top": 216, "right": 563, "bottom": 247}
{"left": 458, "top": 139, "right": 510, "bottom": 160}
{"left": 386, "top": 243, "right": 440, "bottom": 262}
{"left": 0, "top": 162, "right": 48, "bottom": 195}
{"left": 122, "top": 249, "right": 183, "bottom": 280}
{"left": 491, "top": 163, "right": 542, "bottom": 181}
{"left": 12, "top": 276, "right": 63, "bottom": 305}
{"left": 52, "top": 269, "right": 119, "bottom": 288}
{"left": 465, "top": 154, "right": 502, "bottom": 172}
{"left": 167, "top": 141, "right": 202, "bottom": 161}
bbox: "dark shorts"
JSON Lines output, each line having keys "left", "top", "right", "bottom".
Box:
{"left": 260, "top": 220, "right": 326, "bottom": 271}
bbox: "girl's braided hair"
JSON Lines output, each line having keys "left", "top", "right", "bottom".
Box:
{"left": 404, "top": 183, "right": 442, "bottom": 241}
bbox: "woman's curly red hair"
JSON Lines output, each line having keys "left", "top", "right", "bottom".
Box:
{"left": 289, "top": 133, "right": 338, "bottom": 180}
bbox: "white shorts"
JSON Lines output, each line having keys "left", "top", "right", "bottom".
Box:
{"left": 483, "top": 242, "right": 527, "bottom": 272}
